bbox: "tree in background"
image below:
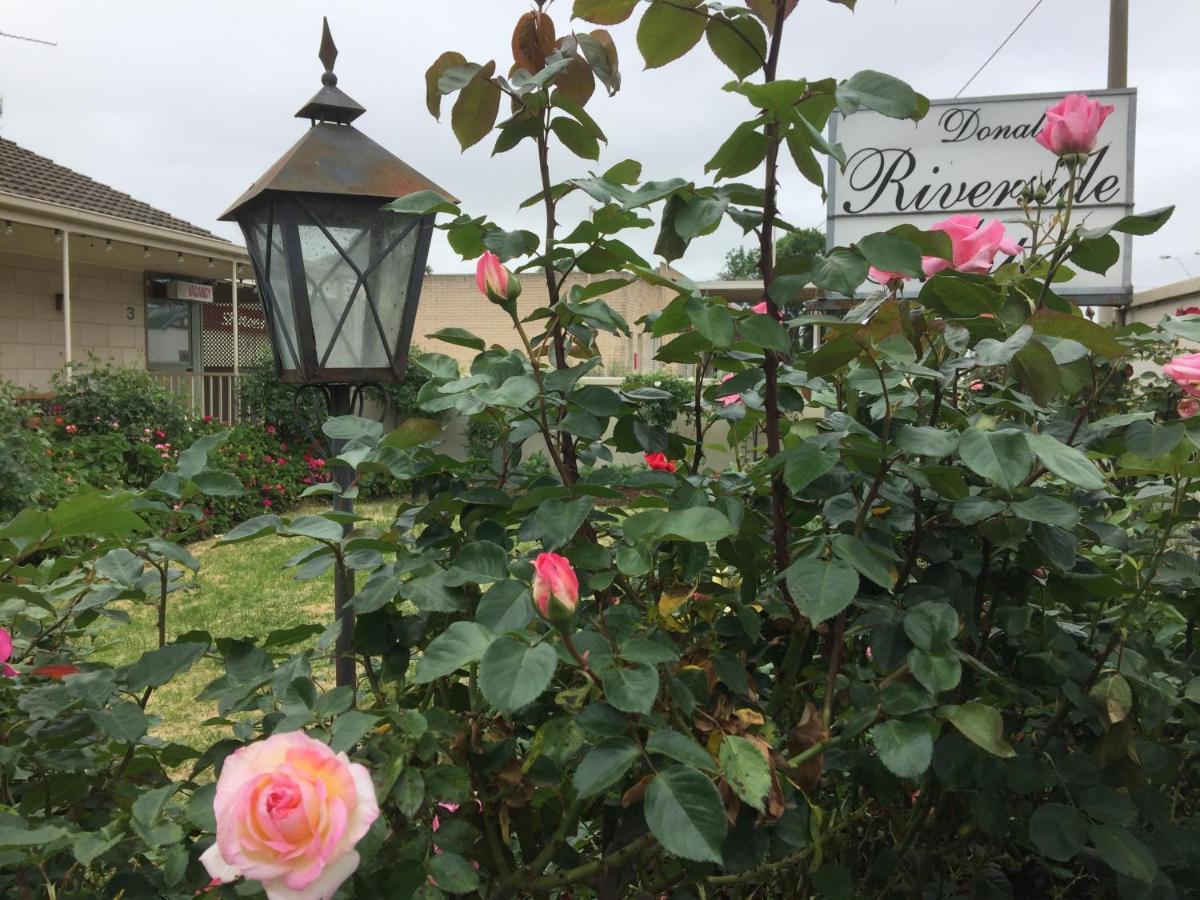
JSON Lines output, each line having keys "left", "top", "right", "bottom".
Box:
{"left": 717, "top": 225, "right": 825, "bottom": 279}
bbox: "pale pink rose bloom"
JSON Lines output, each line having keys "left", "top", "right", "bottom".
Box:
{"left": 719, "top": 373, "right": 743, "bottom": 407}
{"left": 201, "top": 731, "right": 379, "bottom": 900}
{"left": 1179, "top": 398, "right": 1200, "bottom": 419}
{"left": 532, "top": 552, "right": 579, "bottom": 623}
{"left": 969, "top": 380, "right": 985, "bottom": 392}
{"left": 922, "top": 215, "right": 1022, "bottom": 277}
{"left": 751, "top": 301, "right": 769, "bottom": 314}
{"left": 1035, "top": 94, "right": 1115, "bottom": 157}
{"left": 868, "top": 266, "right": 909, "bottom": 286}
{"left": 0, "top": 627, "right": 16, "bottom": 677}
{"left": 1165, "top": 353, "right": 1200, "bottom": 398}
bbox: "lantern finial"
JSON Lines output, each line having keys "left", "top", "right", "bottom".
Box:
{"left": 292, "top": 18, "right": 364, "bottom": 125}
{"left": 319, "top": 17, "right": 338, "bottom": 86}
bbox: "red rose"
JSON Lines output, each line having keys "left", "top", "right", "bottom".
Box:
{"left": 644, "top": 451, "right": 677, "bottom": 473}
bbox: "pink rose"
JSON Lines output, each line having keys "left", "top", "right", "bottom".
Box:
{"left": 475, "top": 251, "right": 522, "bottom": 308}
{"left": 65, "top": 424, "right": 77, "bottom": 435}
{"left": 718, "top": 373, "right": 743, "bottom": 407}
{"left": 1035, "top": 94, "right": 1115, "bottom": 157}
{"left": 644, "top": 451, "right": 677, "bottom": 473}
{"left": 532, "top": 552, "right": 579, "bottom": 624}
{"left": 868, "top": 266, "right": 910, "bottom": 286}
{"left": 201, "top": 731, "right": 379, "bottom": 900}
{"left": 1179, "top": 398, "right": 1199, "bottom": 419}
{"left": 0, "top": 627, "right": 17, "bottom": 677}
{"left": 1165, "top": 353, "right": 1200, "bottom": 397}
{"left": 751, "top": 301, "right": 768, "bottom": 315}
{"left": 969, "top": 380, "right": 985, "bottom": 392}
{"left": 922, "top": 215, "right": 1022, "bottom": 277}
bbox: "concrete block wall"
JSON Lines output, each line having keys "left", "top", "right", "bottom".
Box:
{"left": 0, "top": 249, "right": 145, "bottom": 390}
{"left": 413, "top": 271, "right": 686, "bottom": 376}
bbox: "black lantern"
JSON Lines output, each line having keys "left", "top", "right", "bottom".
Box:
{"left": 221, "top": 18, "right": 453, "bottom": 385}
{"left": 220, "top": 19, "right": 452, "bottom": 692}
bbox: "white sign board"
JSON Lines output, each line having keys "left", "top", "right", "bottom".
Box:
{"left": 166, "top": 280, "right": 214, "bottom": 303}
{"left": 827, "top": 88, "right": 1136, "bottom": 303}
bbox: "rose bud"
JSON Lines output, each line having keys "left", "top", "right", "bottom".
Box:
{"left": 531, "top": 552, "right": 579, "bottom": 625}
{"left": 475, "top": 250, "right": 521, "bottom": 313}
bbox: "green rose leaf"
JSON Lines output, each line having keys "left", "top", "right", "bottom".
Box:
{"left": 413, "top": 622, "right": 496, "bottom": 684}
{"left": 573, "top": 0, "right": 639, "bottom": 25}
{"left": 784, "top": 558, "right": 859, "bottom": 625}
{"left": 907, "top": 648, "right": 961, "bottom": 695}
{"left": 939, "top": 703, "right": 1015, "bottom": 758}
{"left": 836, "top": 70, "right": 928, "bottom": 121}
{"left": 957, "top": 429, "right": 1033, "bottom": 493}
{"left": 573, "top": 737, "right": 641, "bottom": 797}
{"left": 638, "top": 0, "right": 707, "bottom": 69}
{"left": 479, "top": 638, "right": 557, "bottom": 714}
{"left": 601, "top": 662, "right": 660, "bottom": 715}
{"left": 870, "top": 719, "right": 933, "bottom": 778}
{"left": 1024, "top": 433, "right": 1105, "bottom": 490}
{"left": 903, "top": 602, "right": 959, "bottom": 652}
{"left": 644, "top": 765, "right": 727, "bottom": 863}
{"left": 428, "top": 851, "right": 481, "bottom": 894}
{"left": 1028, "top": 802, "right": 1089, "bottom": 862}
{"left": 646, "top": 730, "right": 718, "bottom": 772}
{"left": 1089, "top": 824, "right": 1158, "bottom": 883}
{"left": 857, "top": 231, "right": 923, "bottom": 278}
{"left": 451, "top": 61, "right": 501, "bottom": 151}
{"left": 718, "top": 734, "right": 772, "bottom": 812}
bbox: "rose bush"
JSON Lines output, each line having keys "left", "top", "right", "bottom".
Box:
{"left": 2, "top": 2, "right": 1200, "bottom": 899}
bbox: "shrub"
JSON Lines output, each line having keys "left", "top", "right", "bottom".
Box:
{"left": 0, "top": 382, "right": 59, "bottom": 519}
{"left": 620, "top": 371, "right": 694, "bottom": 430}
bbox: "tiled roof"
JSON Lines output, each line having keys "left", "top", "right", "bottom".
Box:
{"left": 0, "top": 137, "right": 226, "bottom": 240}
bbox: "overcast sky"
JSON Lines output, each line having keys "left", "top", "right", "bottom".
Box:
{"left": 1, "top": 0, "right": 1197, "bottom": 289}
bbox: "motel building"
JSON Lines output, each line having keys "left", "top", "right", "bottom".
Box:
{"left": 0, "top": 136, "right": 695, "bottom": 421}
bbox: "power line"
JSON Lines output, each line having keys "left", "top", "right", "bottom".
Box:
{"left": 954, "top": 0, "right": 1044, "bottom": 98}
{"left": 0, "top": 29, "right": 57, "bottom": 47}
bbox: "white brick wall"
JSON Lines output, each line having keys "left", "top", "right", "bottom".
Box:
{"left": 0, "top": 249, "right": 147, "bottom": 390}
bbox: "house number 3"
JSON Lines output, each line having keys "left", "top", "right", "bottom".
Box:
{"left": 126, "top": 306, "right": 135, "bottom": 320}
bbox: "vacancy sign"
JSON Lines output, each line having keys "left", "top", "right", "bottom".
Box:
{"left": 827, "top": 88, "right": 1136, "bottom": 303}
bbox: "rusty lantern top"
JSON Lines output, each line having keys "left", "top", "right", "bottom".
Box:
{"left": 220, "top": 17, "right": 454, "bottom": 221}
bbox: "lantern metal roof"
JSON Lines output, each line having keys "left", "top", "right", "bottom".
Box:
{"left": 220, "top": 17, "right": 455, "bottom": 221}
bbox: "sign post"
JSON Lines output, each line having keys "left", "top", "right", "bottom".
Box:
{"left": 827, "top": 88, "right": 1136, "bottom": 304}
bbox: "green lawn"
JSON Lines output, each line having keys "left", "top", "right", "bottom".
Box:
{"left": 104, "top": 500, "right": 397, "bottom": 749}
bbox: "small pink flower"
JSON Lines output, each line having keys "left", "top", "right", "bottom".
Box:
{"left": 644, "top": 452, "right": 677, "bottom": 473}
{"left": 1179, "top": 398, "right": 1199, "bottom": 419}
{"left": 923, "top": 214, "right": 1022, "bottom": 277}
{"left": 1033, "top": 567, "right": 1049, "bottom": 581}
{"left": 0, "top": 627, "right": 17, "bottom": 678}
{"left": 262, "top": 499, "right": 273, "bottom": 508}
{"left": 969, "top": 380, "right": 985, "bottom": 392}
{"left": 266, "top": 424, "right": 277, "bottom": 436}
{"left": 65, "top": 424, "right": 77, "bottom": 435}
{"left": 203, "top": 415, "right": 213, "bottom": 424}
{"left": 719, "top": 373, "right": 743, "bottom": 407}
{"left": 1035, "top": 93, "right": 1115, "bottom": 157}
{"left": 200, "top": 731, "right": 379, "bottom": 900}
{"left": 532, "top": 552, "right": 579, "bottom": 624}
{"left": 155, "top": 429, "right": 167, "bottom": 439}
{"left": 751, "top": 300, "right": 768, "bottom": 314}
{"left": 1165, "top": 353, "right": 1200, "bottom": 398}
{"left": 868, "top": 266, "right": 910, "bottom": 286}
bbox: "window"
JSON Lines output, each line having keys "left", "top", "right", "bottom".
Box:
{"left": 145, "top": 274, "right": 204, "bottom": 369}
{"left": 145, "top": 298, "right": 193, "bottom": 368}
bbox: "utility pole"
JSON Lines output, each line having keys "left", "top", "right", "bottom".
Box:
{"left": 1102, "top": 0, "right": 1129, "bottom": 323}
{"left": 1108, "top": 0, "right": 1129, "bottom": 89}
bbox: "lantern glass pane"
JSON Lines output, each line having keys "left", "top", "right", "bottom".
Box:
{"left": 241, "top": 201, "right": 301, "bottom": 373}
{"left": 294, "top": 196, "right": 420, "bottom": 372}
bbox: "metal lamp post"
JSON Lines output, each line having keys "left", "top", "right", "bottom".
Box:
{"left": 221, "top": 18, "right": 453, "bottom": 689}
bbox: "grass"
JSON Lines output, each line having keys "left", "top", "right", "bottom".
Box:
{"left": 102, "top": 500, "right": 397, "bottom": 749}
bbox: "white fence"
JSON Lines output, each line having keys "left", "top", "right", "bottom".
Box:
{"left": 153, "top": 372, "right": 242, "bottom": 424}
